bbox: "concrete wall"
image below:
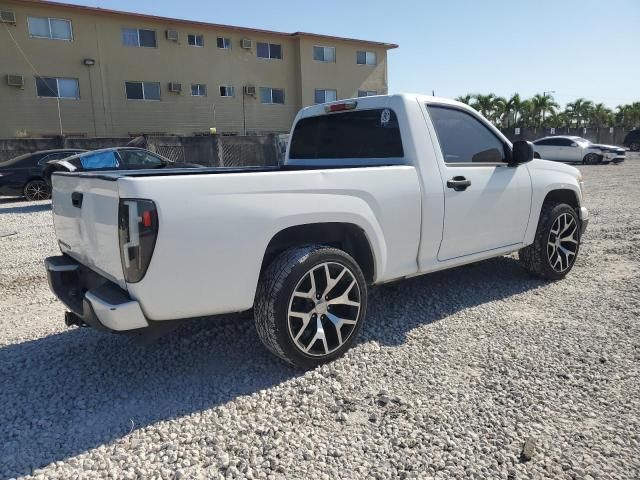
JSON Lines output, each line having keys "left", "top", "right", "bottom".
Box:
{"left": 0, "top": 0, "right": 394, "bottom": 138}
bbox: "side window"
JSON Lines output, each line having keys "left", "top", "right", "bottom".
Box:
{"left": 534, "top": 139, "right": 551, "bottom": 146}
{"left": 427, "top": 105, "right": 506, "bottom": 163}
{"left": 38, "top": 152, "right": 66, "bottom": 165}
{"left": 118, "top": 150, "right": 164, "bottom": 169}
{"left": 80, "top": 151, "right": 119, "bottom": 170}
{"left": 557, "top": 139, "right": 575, "bottom": 147}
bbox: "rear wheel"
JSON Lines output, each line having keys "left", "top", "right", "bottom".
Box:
{"left": 254, "top": 245, "right": 367, "bottom": 369}
{"left": 583, "top": 153, "right": 601, "bottom": 165}
{"left": 23, "top": 179, "right": 51, "bottom": 201}
{"left": 630, "top": 142, "right": 640, "bottom": 152}
{"left": 519, "top": 202, "right": 581, "bottom": 280}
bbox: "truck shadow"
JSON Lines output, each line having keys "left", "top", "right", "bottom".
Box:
{"left": 0, "top": 255, "right": 546, "bottom": 478}
{"left": 0, "top": 201, "right": 52, "bottom": 214}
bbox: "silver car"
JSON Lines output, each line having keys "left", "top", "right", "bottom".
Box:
{"left": 533, "top": 136, "right": 625, "bottom": 164}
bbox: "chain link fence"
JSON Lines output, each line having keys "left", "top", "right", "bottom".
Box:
{"left": 153, "top": 144, "right": 185, "bottom": 162}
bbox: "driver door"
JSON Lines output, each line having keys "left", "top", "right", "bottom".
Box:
{"left": 427, "top": 105, "right": 532, "bottom": 261}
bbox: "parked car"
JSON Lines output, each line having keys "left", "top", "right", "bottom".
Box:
{"left": 45, "top": 94, "right": 588, "bottom": 368}
{"left": 0, "top": 149, "right": 86, "bottom": 201}
{"left": 43, "top": 147, "right": 202, "bottom": 182}
{"left": 623, "top": 129, "right": 640, "bottom": 151}
{"left": 532, "top": 136, "right": 625, "bottom": 164}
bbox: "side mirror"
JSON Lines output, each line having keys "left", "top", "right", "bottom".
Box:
{"left": 510, "top": 140, "right": 534, "bottom": 166}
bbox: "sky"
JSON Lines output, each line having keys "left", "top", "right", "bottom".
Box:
{"left": 62, "top": 0, "right": 640, "bottom": 109}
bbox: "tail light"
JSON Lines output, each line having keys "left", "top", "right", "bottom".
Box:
{"left": 118, "top": 199, "right": 158, "bottom": 283}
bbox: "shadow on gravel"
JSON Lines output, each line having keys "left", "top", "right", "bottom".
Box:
{"left": 0, "top": 196, "right": 25, "bottom": 205}
{"left": 0, "top": 255, "right": 547, "bottom": 477}
{"left": 0, "top": 202, "right": 51, "bottom": 214}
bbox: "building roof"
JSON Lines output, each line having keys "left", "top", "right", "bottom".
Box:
{"left": 13, "top": 0, "right": 399, "bottom": 49}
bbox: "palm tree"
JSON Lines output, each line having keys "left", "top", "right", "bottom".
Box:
{"left": 455, "top": 94, "right": 473, "bottom": 105}
{"left": 531, "top": 94, "right": 559, "bottom": 127}
{"left": 472, "top": 93, "right": 497, "bottom": 120}
{"left": 501, "top": 94, "right": 522, "bottom": 128}
{"left": 565, "top": 98, "right": 593, "bottom": 127}
{"left": 588, "top": 103, "right": 613, "bottom": 128}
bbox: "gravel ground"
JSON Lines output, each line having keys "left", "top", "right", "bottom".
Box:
{"left": 1, "top": 156, "right": 639, "bottom": 480}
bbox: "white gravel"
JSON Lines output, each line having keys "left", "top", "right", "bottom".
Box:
{"left": 1, "top": 157, "right": 639, "bottom": 480}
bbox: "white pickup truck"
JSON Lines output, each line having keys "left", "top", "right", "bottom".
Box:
{"left": 46, "top": 94, "right": 589, "bottom": 368}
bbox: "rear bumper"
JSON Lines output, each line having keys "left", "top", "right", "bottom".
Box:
{"left": 45, "top": 255, "right": 149, "bottom": 332}
{"left": 579, "top": 207, "right": 589, "bottom": 234}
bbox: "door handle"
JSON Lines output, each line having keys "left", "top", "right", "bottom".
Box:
{"left": 447, "top": 176, "right": 471, "bottom": 192}
{"left": 71, "top": 191, "right": 83, "bottom": 208}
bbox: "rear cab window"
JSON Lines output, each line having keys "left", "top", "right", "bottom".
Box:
{"left": 288, "top": 108, "right": 404, "bottom": 165}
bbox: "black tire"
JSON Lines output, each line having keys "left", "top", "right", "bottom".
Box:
{"left": 583, "top": 153, "right": 601, "bottom": 165}
{"left": 519, "top": 202, "right": 581, "bottom": 280}
{"left": 23, "top": 179, "right": 51, "bottom": 201}
{"left": 630, "top": 142, "right": 640, "bottom": 152}
{"left": 254, "top": 245, "right": 368, "bottom": 369}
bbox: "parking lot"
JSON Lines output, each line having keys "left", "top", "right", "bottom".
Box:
{"left": 1, "top": 156, "right": 639, "bottom": 479}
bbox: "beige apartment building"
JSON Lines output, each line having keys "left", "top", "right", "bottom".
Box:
{"left": 0, "top": 0, "right": 396, "bottom": 138}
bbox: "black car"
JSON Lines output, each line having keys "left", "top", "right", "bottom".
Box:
{"left": 43, "top": 147, "right": 203, "bottom": 182}
{"left": 623, "top": 129, "right": 640, "bottom": 152}
{"left": 0, "top": 149, "right": 87, "bottom": 200}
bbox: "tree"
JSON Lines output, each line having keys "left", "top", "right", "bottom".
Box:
{"left": 531, "top": 94, "right": 559, "bottom": 127}
{"left": 501, "top": 94, "right": 522, "bottom": 128}
{"left": 455, "top": 94, "right": 473, "bottom": 105}
{"left": 565, "top": 98, "right": 593, "bottom": 128}
{"left": 472, "top": 93, "right": 497, "bottom": 120}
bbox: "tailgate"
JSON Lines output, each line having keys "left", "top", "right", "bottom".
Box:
{"left": 51, "top": 174, "right": 125, "bottom": 287}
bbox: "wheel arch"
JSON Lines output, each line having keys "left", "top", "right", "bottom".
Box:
{"left": 543, "top": 188, "right": 579, "bottom": 209}
{"left": 260, "top": 223, "right": 377, "bottom": 284}
{"left": 524, "top": 185, "right": 582, "bottom": 246}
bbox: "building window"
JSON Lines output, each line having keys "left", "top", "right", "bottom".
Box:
{"left": 36, "top": 77, "right": 79, "bottom": 99}
{"left": 260, "top": 87, "right": 284, "bottom": 104}
{"left": 257, "top": 42, "right": 282, "bottom": 59}
{"left": 217, "top": 37, "right": 231, "bottom": 49}
{"left": 219, "top": 85, "right": 235, "bottom": 97}
{"left": 314, "top": 89, "right": 337, "bottom": 104}
{"left": 356, "top": 50, "right": 377, "bottom": 66}
{"left": 125, "top": 81, "right": 161, "bottom": 100}
{"left": 122, "top": 28, "right": 157, "bottom": 47}
{"left": 188, "top": 34, "right": 204, "bottom": 47}
{"left": 191, "top": 84, "right": 207, "bottom": 96}
{"left": 313, "top": 46, "right": 336, "bottom": 63}
{"left": 28, "top": 16, "right": 73, "bottom": 40}
{"left": 358, "top": 90, "right": 377, "bottom": 97}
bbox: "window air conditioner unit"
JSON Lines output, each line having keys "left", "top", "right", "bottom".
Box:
{"left": 169, "top": 82, "right": 182, "bottom": 93}
{"left": 240, "top": 39, "right": 253, "bottom": 49}
{"left": 0, "top": 10, "right": 16, "bottom": 24}
{"left": 243, "top": 85, "right": 256, "bottom": 96}
{"left": 166, "top": 29, "right": 179, "bottom": 41}
{"left": 7, "top": 74, "right": 24, "bottom": 87}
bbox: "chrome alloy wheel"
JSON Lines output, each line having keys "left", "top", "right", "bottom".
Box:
{"left": 547, "top": 213, "right": 579, "bottom": 273}
{"left": 287, "top": 262, "right": 361, "bottom": 357}
{"left": 24, "top": 181, "right": 50, "bottom": 201}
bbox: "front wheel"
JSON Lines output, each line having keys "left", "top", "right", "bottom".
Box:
{"left": 254, "top": 245, "right": 367, "bottom": 369}
{"left": 519, "top": 202, "right": 581, "bottom": 280}
{"left": 583, "top": 153, "right": 601, "bottom": 165}
{"left": 23, "top": 179, "right": 51, "bottom": 201}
